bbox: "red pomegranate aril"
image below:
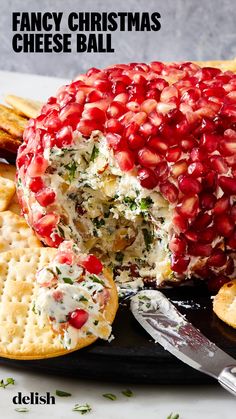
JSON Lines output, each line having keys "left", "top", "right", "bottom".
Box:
{"left": 107, "top": 101, "right": 126, "bottom": 118}
{"left": 200, "top": 192, "right": 216, "bottom": 210}
{"left": 155, "top": 161, "right": 169, "bottom": 180}
{"left": 77, "top": 119, "right": 102, "bottom": 136}
{"left": 193, "top": 212, "right": 212, "bottom": 230}
{"left": 68, "top": 309, "right": 89, "bottom": 329}
{"left": 185, "top": 229, "right": 198, "bottom": 242}
{"left": 196, "top": 118, "right": 215, "bottom": 134}
{"left": 160, "top": 181, "right": 179, "bottom": 203}
{"left": 141, "top": 99, "right": 158, "bottom": 114}
{"left": 35, "top": 188, "right": 56, "bottom": 207}
{"left": 82, "top": 107, "right": 106, "bottom": 123}
{"left": 171, "top": 160, "right": 187, "bottom": 178}
{"left": 207, "top": 275, "right": 230, "bottom": 294}
{"left": 214, "top": 195, "right": 230, "bottom": 214}
{"left": 138, "top": 147, "right": 160, "bottom": 167}
{"left": 172, "top": 213, "right": 189, "bottom": 233}
{"left": 138, "top": 168, "right": 158, "bottom": 189}
{"left": 147, "top": 137, "right": 168, "bottom": 154}
{"left": 202, "top": 171, "right": 217, "bottom": 191}
{"left": 169, "top": 235, "right": 187, "bottom": 254}
{"left": 188, "top": 161, "right": 205, "bottom": 178}
{"left": 225, "top": 257, "right": 234, "bottom": 275}
{"left": 116, "top": 150, "right": 135, "bottom": 172}
{"left": 55, "top": 126, "right": 73, "bottom": 147}
{"left": 80, "top": 254, "right": 103, "bottom": 274}
{"left": 188, "top": 243, "right": 212, "bottom": 257}
{"left": 34, "top": 213, "right": 59, "bottom": 237}
{"left": 200, "top": 226, "right": 217, "bottom": 243}
{"left": 178, "top": 175, "right": 201, "bottom": 195}
{"left": 166, "top": 146, "right": 181, "bottom": 162}
{"left": 227, "top": 229, "right": 236, "bottom": 249}
{"left": 160, "top": 86, "right": 179, "bottom": 102}
{"left": 203, "top": 86, "right": 225, "bottom": 98}
{"left": 105, "top": 118, "right": 123, "bottom": 134}
{"left": 219, "top": 176, "right": 236, "bottom": 194}
{"left": 181, "top": 88, "right": 201, "bottom": 104}
{"left": 180, "top": 136, "right": 197, "bottom": 151}
{"left": 86, "top": 90, "right": 103, "bottom": 103}
{"left": 127, "top": 134, "right": 145, "bottom": 150}
{"left": 231, "top": 204, "right": 236, "bottom": 221}
{"left": 29, "top": 177, "right": 44, "bottom": 193}
{"left": 140, "top": 122, "right": 157, "bottom": 137}
{"left": 210, "top": 156, "right": 228, "bottom": 174}
{"left": 200, "top": 133, "right": 220, "bottom": 152}
{"left": 60, "top": 103, "right": 83, "bottom": 122}
{"left": 94, "top": 79, "right": 111, "bottom": 92}
{"left": 207, "top": 249, "right": 227, "bottom": 267}
{"left": 106, "top": 133, "right": 126, "bottom": 151}
{"left": 215, "top": 214, "right": 234, "bottom": 237}
{"left": 190, "top": 147, "right": 206, "bottom": 162}
{"left": 177, "top": 195, "right": 199, "bottom": 218}
{"left": 171, "top": 254, "right": 190, "bottom": 273}
{"left": 44, "top": 115, "right": 62, "bottom": 132}
{"left": 27, "top": 155, "right": 48, "bottom": 177}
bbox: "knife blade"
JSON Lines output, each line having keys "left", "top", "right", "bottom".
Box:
{"left": 130, "top": 290, "right": 236, "bottom": 396}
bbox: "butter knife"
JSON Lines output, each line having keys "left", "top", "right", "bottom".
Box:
{"left": 130, "top": 290, "right": 236, "bottom": 396}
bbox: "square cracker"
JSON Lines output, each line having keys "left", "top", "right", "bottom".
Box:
{"left": 0, "top": 162, "right": 16, "bottom": 181}
{"left": 0, "top": 129, "right": 21, "bottom": 154}
{"left": 0, "top": 176, "right": 15, "bottom": 211}
{"left": 0, "top": 105, "right": 27, "bottom": 138}
{"left": 5, "top": 95, "right": 43, "bottom": 119}
{"left": 0, "top": 210, "right": 42, "bottom": 252}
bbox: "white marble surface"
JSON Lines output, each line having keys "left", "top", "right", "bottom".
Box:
{"left": 0, "top": 71, "right": 235, "bottom": 418}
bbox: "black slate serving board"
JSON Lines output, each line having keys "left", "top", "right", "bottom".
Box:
{"left": 1, "top": 285, "right": 236, "bottom": 384}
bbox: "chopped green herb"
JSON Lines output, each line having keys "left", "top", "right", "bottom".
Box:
{"left": 93, "top": 320, "right": 99, "bottom": 326}
{"left": 63, "top": 277, "right": 73, "bottom": 284}
{"left": 138, "top": 295, "right": 151, "bottom": 301}
{"left": 58, "top": 225, "right": 65, "bottom": 238}
{"left": 14, "top": 407, "right": 29, "bottom": 413}
{"left": 73, "top": 403, "right": 92, "bottom": 414}
{"left": 32, "top": 302, "right": 37, "bottom": 314}
{"left": 64, "top": 161, "right": 78, "bottom": 182}
{"left": 115, "top": 252, "right": 124, "bottom": 263}
{"left": 89, "top": 275, "right": 105, "bottom": 286}
{"left": 56, "top": 389, "right": 72, "bottom": 397}
{"left": 121, "top": 389, "right": 133, "bottom": 397}
{"left": 90, "top": 145, "right": 99, "bottom": 162}
{"left": 102, "top": 393, "right": 117, "bottom": 401}
{"left": 140, "top": 197, "right": 153, "bottom": 210}
{"left": 93, "top": 217, "right": 105, "bottom": 228}
{"left": 56, "top": 266, "right": 61, "bottom": 275}
{"left": 167, "top": 414, "right": 179, "bottom": 419}
{"left": 123, "top": 197, "right": 137, "bottom": 211}
{"left": 142, "top": 228, "right": 153, "bottom": 251}
{"left": 79, "top": 296, "right": 88, "bottom": 302}
{"left": 0, "top": 377, "right": 15, "bottom": 389}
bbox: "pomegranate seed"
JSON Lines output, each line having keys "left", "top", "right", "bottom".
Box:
{"left": 27, "top": 155, "right": 48, "bottom": 177}
{"left": 140, "top": 122, "right": 157, "bottom": 137}
{"left": 202, "top": 171, "right": 217, "bottom": 191}
{"left": 60, "top": 103, "right": 83, "bottom": 126}
{"left": 34, "top": 213, "right": 59, "bottom": 237}
{"left": 169, "top": 235, "right": 187, "bottom": 254}
{"left": 44, "top": 114, "right": 62, "bottom": 132}
{"left": 107, "top": 101, "right": 126, "bottom": 118}
{"left": 200, "top": 226, "right": 217, "bottom": 243}
{"left": 155, "top": 161, "right": 169, "bottom": 180}
{"left": 207, "top": 249, "right": 227, "bottom": 267}
{"left": 141, "top": 99, "right": 157, "bottom": 113}
{"left": 200, "top": 192, "right": 216, "bottom": 210}
{"left": 193, "top": 212, "right": 212, "bottom": 230}
{"left": 35, "top": 188, "right": 56, "bottom": 207}
{"left": 180, "top": 136, "right": 197, "bottom": 151}
{"left": 160, "top": 181, "right": 179, "bottom": 203}
{"left": 188, "top": 243, "right": 212, "bottom": 257}
{"left": 86, "top": 90, "right": 103, "bottom": 103}
{"left": 210, "top": 156, "right": 228, "bottom": 174}
{"left": 94, "top": 79, "right": 111, "bottom": 92}
{"left": 55, "top": 126, "right": 73, "bottom": 147}
{"left": 166, "top": 146, "right": 181, "bottom": 162}
{"left": 177, "top": 195, "right": 199, "bottom": 218}
{"left": 82, "top": 107, "right": 106, "bottom": 124}
{"left": 188, "top": 161, "right": 205, "bottom": 177}
{"left": 225, "top": 257, "right": 234, "bottom": 275}
{"left": 219, "top": 176, "right": 236, "bottom": 194}
{"left": 116, "top": 150, "right": 135, "bottom": 171}
{"left": 171, "top": 254, "right": 190, "bottom": 273}
{"left": 200, "top": 133, "right": 220, "bottom": 152}
{"left": 178, "top": 175, "right": 201, "bottom": 195}
{"left": 231, "top": 204, "right": 236, "bottom": 221}
{"left": 138, "top": 168, "right": 158, "bottom": 189}
{"left": 128, "top": 134, "right": 145, "bottom": 150}
{"left": 147, "top": 137, "right": 168, "bottom": 154}
{"left": 207, "top": 275, "right": 230, "bottom": 294}
{"left": 190, "top": 147, "right": 206, "bottom": 162}
{"left": 203, "top": 86, "right": 225, "bottom": 98}
{"left": 80, "top": 254, "right": 103, "bottom": 274}
{"left": 181, "top": 88, "right": 201, "bottom": 104}
{"left": 138, "top": 147, "right": 160, "bottom": 167}
{"left": 185, "top": 229, "right": 198, "bottom": 242}
{"left": 172, "top": 213, "right": 189, "bottom": 233}
{"left": 171, "top": 160, "right": 187, "bottom": 178}
{"left": 214, "top": 196, "right": 230, "bottom": 214}
{"left": 160, "top": 86, "right": 179, "bottom": 102}
{"left": 29, "top": 177, "right": 44, "bottom": 193}
{"left": 106, "top": 133, "right": 126, "bottom": 151}
{"left": 68, "top": 309, "right": 89, "bottom": 329}
{"left": 215, "top": 214, "right": 234, "bottom": 237}
{"left": 105, "top": 118, "right": 123, "bottom": 134}
{"left": 123, "top": 122, "right": 139, "bottom": 138}
{"left": 77, "top": 119, "right": 102, "bottom": 136}
{"left": 227, "top": 229, "right": 236, "bottom": 249}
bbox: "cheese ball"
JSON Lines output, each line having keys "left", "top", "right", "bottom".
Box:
{"left": 16, "top": 61, "right": 236, "bottom": 291}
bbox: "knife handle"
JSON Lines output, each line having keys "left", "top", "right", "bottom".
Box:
{"left": 218, "top": 366, "right": 236, "bottom": 396}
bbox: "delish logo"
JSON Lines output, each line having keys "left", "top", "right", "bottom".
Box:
{"left": 12, "top": 392, "right": 55, "bottom": 405}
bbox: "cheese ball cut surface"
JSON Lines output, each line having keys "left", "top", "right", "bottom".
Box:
{"left": 16, "top": 61, "right": 236, "bottom": 289}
